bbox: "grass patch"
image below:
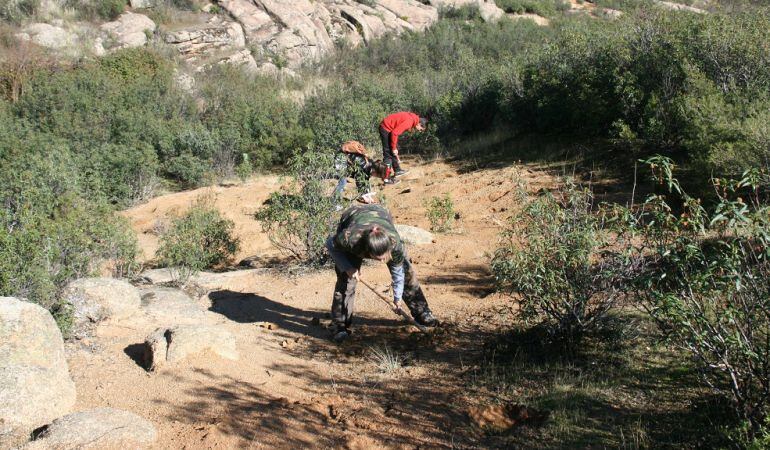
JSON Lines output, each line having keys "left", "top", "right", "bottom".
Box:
{"left": 469, "top": 313, "right": 736, "bottom": 448}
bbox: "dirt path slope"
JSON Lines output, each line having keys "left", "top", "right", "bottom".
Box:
{"left": 67, "top": 157, "right": 556, "bottom": 448}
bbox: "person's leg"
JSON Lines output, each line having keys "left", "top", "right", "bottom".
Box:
{"left": 331, "top": 257, "right": 363, "bottom": 333}
{"left": 400, "top": 257, "right": 436, "bottom": 325}
{"left": 379, "top": 126, "right": 402, "bottom": 173}
{"left": 333, "top": 177, "right": 348, "bottom": 199}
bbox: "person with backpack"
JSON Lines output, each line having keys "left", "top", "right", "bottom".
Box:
{"left": 325, "top": 203, "right": 439, "bottom": 343}
{"left": 333, "top": 140, "right": 389, "bottom": 204}
{"left": 379, "top": 112, "right": 428, "bottom": 185}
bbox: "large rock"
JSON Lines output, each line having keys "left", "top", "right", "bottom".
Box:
{"left": 654, "top": 0, "right": 706, "bottom": 13}
{"left": 430, "top": 0, "right": 504, "bottom": 22}
{"left": 395, "top": 224, "right": 434, "bottom": 246}
{"left": 142, "top": 324, "right": 238, "bottom": 371}
{"left": 0, "top": 297, "right": 76, "bottom": 448}
{"left": 140, "top": 287, "right": 208, "bottom": 326}
{"left": 376, "top": 0, "right": 437, "bottom": 30}
{"left": 163, "top": 16, "right": 246, "bottom": 62}
{"left": 62, "top": 277, "right": 142, "bottom": 336}
{"left": 16, "top": 23, "right": 76, "bottom": 49}
{"left": 100, "top": 12, "right": 156, "bottom": 49}
{"left": 22, "top": 407, "right": 157, "bottom": 449}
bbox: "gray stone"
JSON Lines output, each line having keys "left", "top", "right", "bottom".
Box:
{"left": 0, "top": 297, "right": 76, "bottom": 448}
{"left": 142, "top": 324, "right": 238, "bottom": 371}
{"left": 163, "top": 17, "right": 246, "bottom": 60}
{"left": 22, "top": 407, "right": 157, "bottom": 449}
{"left": 16, "top": 23, "right": 76, "bottom": 49}
{"left": 395, "top": 224, "right": 434, "bottom": 246}
{"left": 129, "top": 0, "right": 156, "bottom": 8}
{"left": 100, "top": 12, "right": 156, "bottom": 49}
{"left": 140, "top": 287, "right": 208, "bottom": 326}
{"left": 654, "top": 0, "right": 706, "bottom": 13}
{"left": 62, "top": 277, "right": 142, "bottom": 336}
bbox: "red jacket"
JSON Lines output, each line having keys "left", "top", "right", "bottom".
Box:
{"left": 380, "top": 112, "right": 420, "bottom": 151}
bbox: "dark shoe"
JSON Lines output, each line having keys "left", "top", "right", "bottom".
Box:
{"left": 332, "top": 330, "right": 350, "bottom": 344}
{"left": 383, "top": 178, "right": 400, "bottom": 186}
{"left": 395, "top": 169, "right": 409, "bottom": 177}
{"left": 415, "top": 311, "right": 439, "bottom": 327}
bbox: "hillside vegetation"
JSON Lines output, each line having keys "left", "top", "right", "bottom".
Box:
{"left": 2, "top": 1, "right": 770, "bottom": 444}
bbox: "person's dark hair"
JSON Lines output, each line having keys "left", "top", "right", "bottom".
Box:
{"left": 370, "top": 160, "right": 389, "bottom": 179}
{"left": 419, "top": 117, "right": 428, "bottom": 128}
{"left": 364, "top": 226, "right": 392, "bottom": 258}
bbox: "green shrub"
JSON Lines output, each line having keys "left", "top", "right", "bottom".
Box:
{"left": 65, "top": 0, "right": 126, "bottom": 20}
{"left": 632, "top": 157, "right": 770, "bottom": 438}
{"left": 254, "top": 151, "right": 338, "bottom": 265}
{"left": 0, "top": 0, "right": 38, "bottom": 23}
{"left": 425, "top": 194, "right": 456, "bottom": 232}
{"left": 156, "top": 197, "right": 240, "bottom": 283}
{"left": 492, "top": 182, "right": 635, "bottom": 345}
{"left": 495, "top": 0, "right": 557, "bottom": 16}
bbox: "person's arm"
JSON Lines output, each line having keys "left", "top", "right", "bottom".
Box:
{"left": 388, "top": 263, "right": 405, "bottom": 304}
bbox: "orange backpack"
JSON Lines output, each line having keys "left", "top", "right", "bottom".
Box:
{"left": 341, "top": 140, "right": 368, "bottom": 157}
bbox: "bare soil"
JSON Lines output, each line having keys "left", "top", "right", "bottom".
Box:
{"left": 66, "top": 157, "right": 558, "bottom": 448}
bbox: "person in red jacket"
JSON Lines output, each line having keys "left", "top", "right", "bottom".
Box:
{"left": 379, "top": 112, "right": 427, "bottom": 185}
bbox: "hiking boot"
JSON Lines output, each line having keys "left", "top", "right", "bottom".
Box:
{"left": 415, "top": 311, "right": 439, "bottom": 327}
{"left": 332, "top": 329, "right": 351, "bottom": 343}
{"left": 394, "top": 169, "right": 409, "bottom": 177}
{"left": 383, "top": 178, "right": 400, "bottom": 186}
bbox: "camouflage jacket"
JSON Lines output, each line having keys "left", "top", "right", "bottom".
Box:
{"left": 333, "top": 204, "right": 405, "bottom": 267}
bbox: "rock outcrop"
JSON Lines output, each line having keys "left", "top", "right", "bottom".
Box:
{"left": 140, "top": 287, "right": 208, "bottom": 326}
{"left": 0, "top": 297, "right": 76, "bottom": 448}
{"left": 142, "top": 324, "right": 238, "bottom": 371}
{"left": 100, "top": 12, "right": 157, "bottom": 49}
{"left": 16, "top": 22, "right": 77, "bottom": 49}
{"left": 62, "top": 277, "right": 142, "bottom": 337}
{"left": 22, "top": 407, "right": 157, "bottom": 449}
{"left": 15, "top": 1, "right": 509, "bottom": 72}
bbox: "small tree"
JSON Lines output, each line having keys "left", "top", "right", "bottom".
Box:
{"left": 156, "top": 197, "right": 239, "bottom": 283}
{"left": 492, "top": 182, "right": 636, "bottom": 345}
{"left": 254, "top": 151, "right": 338, "bottom": 265}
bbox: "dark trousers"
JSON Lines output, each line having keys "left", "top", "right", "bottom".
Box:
{"left": 379, "top": 126, "right": 401, "bottom": 172}
{"left": 332, "top": 256, "right": 432, "bottom": 330}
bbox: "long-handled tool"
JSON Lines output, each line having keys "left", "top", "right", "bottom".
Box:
{"left": 359, "top": 278, "right": 428, "bottom": 333}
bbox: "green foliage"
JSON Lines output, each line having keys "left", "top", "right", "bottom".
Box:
{"left": 495, "top": 0, "right": 558, "bottom": 16}
{"left": 65, "top": 0, "right": 126, "bottom": 20}
{"left": 425, "top": 194, "right": 455, "bottom": 232}
{"left": 156, "top": 197, "right": 240, "bottom": 283}
{"left": 631, "top": 157, "right": 770, "bottom": 437}
{"left": 0, "top": 0, "right": 38, "bottom": 23}
{"left": 492, "top": 182, "right": 635, "bottom": 344}
{"left": 254, "top": 151, "right": 338, "bottom": 265}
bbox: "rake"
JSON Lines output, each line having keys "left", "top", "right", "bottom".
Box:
{"left": 359, "top": 278, "right": 428, "bottom": 333}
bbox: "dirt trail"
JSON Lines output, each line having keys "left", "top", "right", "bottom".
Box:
{"left": 67, "top": 157, "right": 557, "bottom": 448}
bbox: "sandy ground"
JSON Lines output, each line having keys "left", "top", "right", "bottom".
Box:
{"left": 66, "top": 156, "right": 557, "bottom": 449}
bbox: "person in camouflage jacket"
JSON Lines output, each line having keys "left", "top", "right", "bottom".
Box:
{"left": 326, "top": 204, "right": 438, "bottom": 342}
{"left": 332, "top": 141, "right": 389, "bottom": 204}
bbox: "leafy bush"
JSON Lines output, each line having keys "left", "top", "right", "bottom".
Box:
{"left": 254, "top": 151, "right": 338, "bottom": 265}
{"left": 156, "top": 197, "right": 240, "bottom": 283}
{"left": 492, "top": 182, "right": 635, "bottom": 345}
{"left": 425, "top": 194, "right": 456, "bottom": 232}
{"left": 0, "top": 0, "right": 38, "bottom": 23}
{"left": 65, "top": 0, "right": 126, "bottom": 20}
{"left": 632, "top": 157, "right": 770, "bottom": 438}
{"left": 0, "top": 140, "right": 140, "bottom": 332}
{"left": 495, "top": 0, "right": 560, "bottom": 16}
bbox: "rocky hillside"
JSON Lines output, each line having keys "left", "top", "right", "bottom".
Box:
{"left": 15, "top": 0, "right": 508, "bottom": 75}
